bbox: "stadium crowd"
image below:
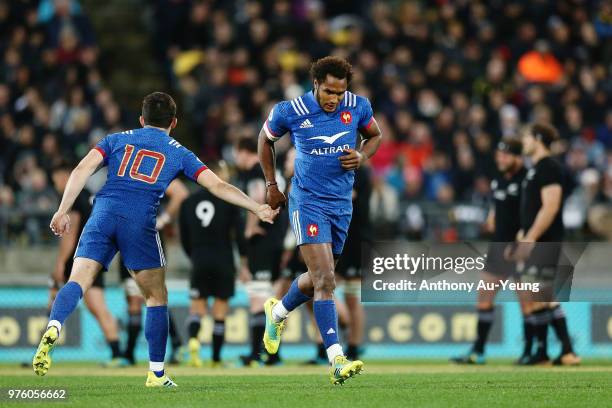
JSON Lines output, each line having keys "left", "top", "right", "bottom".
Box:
{"left": 0, "top": 0, "right": 129, "bottom": 243}
{"left": 153, "top": 0, "right": 612, "bottom": 240}
{"left": 2, "top": 0, "right": 612, "bottom": 244}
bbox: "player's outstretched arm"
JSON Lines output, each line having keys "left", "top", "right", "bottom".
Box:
{"left": 196, "top": 168, "right": 278, "bottom": 223}
{"left": 50, "top": 149, "right": 103, "bottom": 237}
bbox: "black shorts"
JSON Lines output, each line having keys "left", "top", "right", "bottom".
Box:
{"left": 518, "top": 242, "right": 573, "bottom": 301}
{"left": 281, "top": 247, "right": 307, "bottom": 280}
{"left": 519, "top": 242, "right": 562, "bottom": 282}
{"left": 335, "top": 236, "right": 362, "bottom": 279}
{"left": 56, "top": 256, "right": 104, "bottom": 288}
{"left": 190, "top": 248, "right": 236, "bottom": 300}
{"left": 246, "top": 235, "right": 283, "bottom": 282}
{"left": 485, "top": 243, "right": 517, "bottom": 278}
{"left": 335, "top": 259, "right": 361, "bottom": 279}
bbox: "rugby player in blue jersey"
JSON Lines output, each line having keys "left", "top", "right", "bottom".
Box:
{"left": 258, "top": 57, "right": 382, "bottom": 385}
{"left": 33, "top": 92, "right": 277, "bottom": 387}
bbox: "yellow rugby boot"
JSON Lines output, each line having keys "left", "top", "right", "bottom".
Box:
{"left": 145, "top": 371, "right": 178, "bottom": 387}
{"left": 329, "top": 355, "right": 364, "bottom": 385}
{"left": 263, "top": 297, "right": 285, "bottom": 354}
{"left": 33, "top": 326, "right": 59, "bottom": 376}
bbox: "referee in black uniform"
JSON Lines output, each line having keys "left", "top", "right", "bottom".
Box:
{"left": 452, "top": 138, "right": 537, "bottom": 365}
{"left": 514, "top": 123, "right": 580, "bottom": 366}
{"left": 179, "top": 160, "right": 243, "bottom": 367}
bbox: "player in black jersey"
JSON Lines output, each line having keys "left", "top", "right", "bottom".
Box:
{"left": 234, "top": 137, "right": 287, "bottom": 366}
{"left": 513, "top": 123, "right": 580, "bottom": 366}
{"left": 334, "top": 165, "right": 371, "bottom": 361}
{"left": 179, "top": 160, "right": 243, "bottom": 367}
{"left": 452, "top": 138, "right": 535, "bottom": 365}
{"left": 49, "top": 162, "right": 122, "bottom": 365}
{"left": 119, "top": 179, "right": 188, "bottom": 365}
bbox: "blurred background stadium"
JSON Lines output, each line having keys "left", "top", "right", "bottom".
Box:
{"left": 1, "top": 0, "right": 612, "bottom": 363}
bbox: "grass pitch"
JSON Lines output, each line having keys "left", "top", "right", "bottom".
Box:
{"left": 1, "top": 361, "right": 611, "bottom": 407}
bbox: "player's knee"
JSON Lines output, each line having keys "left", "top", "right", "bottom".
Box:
{"left": 189, "top": 309, "right": 204, "bottom": 318}
{"left": 212, "top": 300, "right": 228, "bottom": 319}
{"left": 519, "top": 303, "right": 531, "bottom": 315}
{"left": 297, "top": 272, "right": 315, "bottom": 297}
{"left": 143, "top": 286, "right": 167, "bottom": 306}
{"left": 157, "top": 286, "right": 168, "bottom": 304}
{"left": 313, "top": 271, "right": 336, "bottom": 294}
{"left": 128, "top": 303, "right": 142, "bottom": 314}
{"left": 190, "top": 300, "right": 206, "bottom": 316}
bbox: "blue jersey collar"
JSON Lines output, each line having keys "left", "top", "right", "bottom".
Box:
{"left": 305, "top": 90, "right": 322, "bottom": 114}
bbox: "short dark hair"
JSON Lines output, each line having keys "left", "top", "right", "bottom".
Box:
{"left": 142, "top": 92, "right": 176, "bottom": 128}
{"left": 497, "top": 137, "right": 522, "bottom": 156}
{"left": 310, "top": 56, "right": 353, "bottom": 84}
{"left": 235, "top": 136, "right": 258, "bottom": 153}
{"left": 531, "top": 123, "right": 559, "bottom": 148}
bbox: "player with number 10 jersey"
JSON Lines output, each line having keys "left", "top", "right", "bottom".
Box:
{"left": 77, "top": 126, "right": 208, "bottom": 271}
{"left": 36, "top": 92, "right": 275, "bottom": 387}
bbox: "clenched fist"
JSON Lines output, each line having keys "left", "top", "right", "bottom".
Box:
{"left": 266, "top": 184, "right": 287, "bottom": 210}
{"left": 339, "top": 148, "right": 365, "bottom": 170}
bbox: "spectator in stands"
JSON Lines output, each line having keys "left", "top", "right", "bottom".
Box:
{"left": 596, "top": 110, "right": 612, "bottom": 149}
{"left": 45, "top": 0, "right": 95, "bottom": 49}
{"left": 0, "top": 0, "right": 116, "bottom": 243}
{"left": 517, "top": 40, "right": 563, "bottom": 84}
{"left": 153, "top": 0, "right": 611, "bottom": 239}
{"left": 17, "top": 167, "right": 57, "bottom": 242}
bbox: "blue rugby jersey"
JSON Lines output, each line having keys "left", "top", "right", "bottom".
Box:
{"left": 264, "top": 90, "right": 374, "bottom": 208}
{"left": 93, "top": 127, "right": 207, "bottom": 225}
